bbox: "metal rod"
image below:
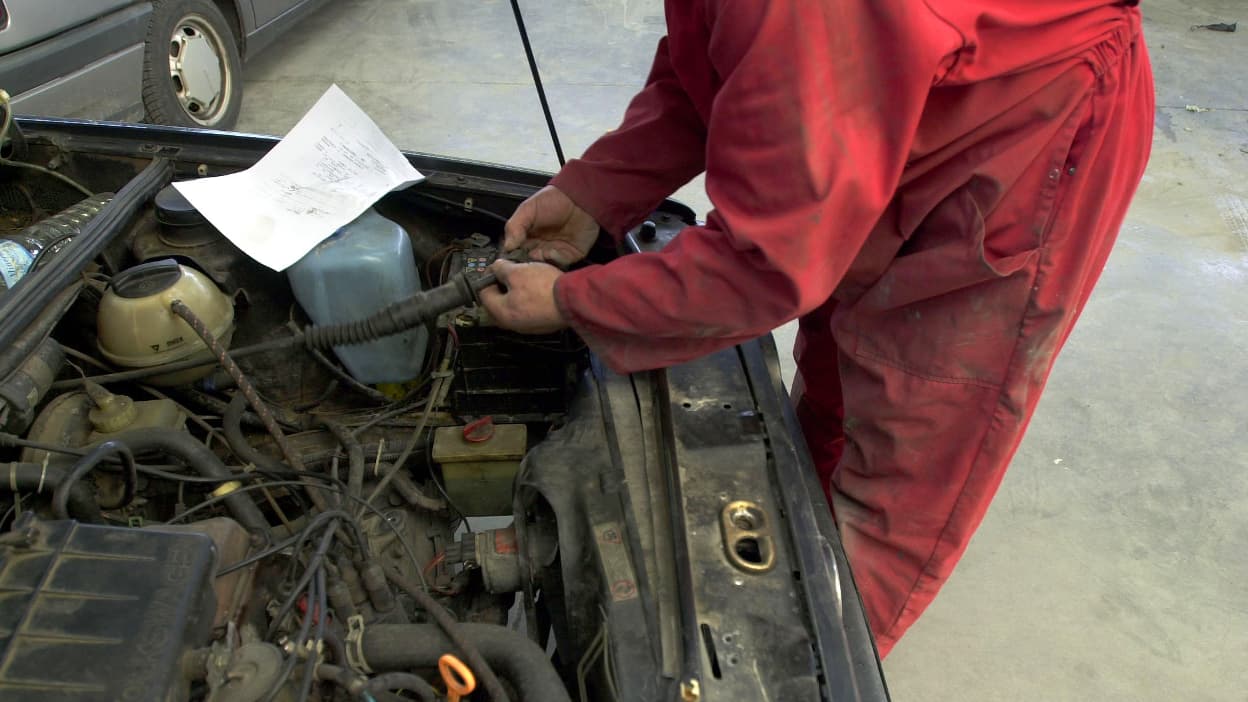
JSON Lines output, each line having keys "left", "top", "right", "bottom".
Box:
{"left": 509, "top": 0, "right": 566, "bottom": 167}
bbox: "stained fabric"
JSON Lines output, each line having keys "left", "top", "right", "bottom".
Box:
{"left": 549, "top": 0, "right": 1154, "bottom": 656}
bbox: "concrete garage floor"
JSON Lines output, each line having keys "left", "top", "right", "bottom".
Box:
{"left": 238, "top": 1, "right": 1247, "bottom": 699}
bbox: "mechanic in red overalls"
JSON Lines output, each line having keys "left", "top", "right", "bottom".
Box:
{"left": 481, "top": 0, "right": 1153, "bottom": 656}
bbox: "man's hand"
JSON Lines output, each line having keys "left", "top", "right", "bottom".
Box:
{"left": 479, "top": 260, "right": 568, "bottom": 334}
{"left": 504, "top": 185, "right": 601, "bottom": 267}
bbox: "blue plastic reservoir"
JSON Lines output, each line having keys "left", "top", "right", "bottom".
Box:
{"left": 288, "top": 209, "right": 428, "bottom": 384}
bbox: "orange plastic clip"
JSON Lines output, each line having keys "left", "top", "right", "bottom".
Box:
{"left": 439, "top": 653, "right": 476, "bottom": 702}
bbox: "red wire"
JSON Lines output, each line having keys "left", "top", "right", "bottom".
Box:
{"left": 424, "top": 551, "right": 446, "bottom": 575}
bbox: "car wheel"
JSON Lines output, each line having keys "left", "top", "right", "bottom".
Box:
{"left": 142, "top": 0, "right": 243, "bottom": 130}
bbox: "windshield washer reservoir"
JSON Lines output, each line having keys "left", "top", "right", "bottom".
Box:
{"left": 288, "top": 208, "right": 429, "bottom": 383}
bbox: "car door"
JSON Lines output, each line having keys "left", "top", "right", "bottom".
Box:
{"left": 0, "top": 0, "right": 133, "bottom": 54}
{"left": 248, "top": 0, "right": 303, "bottom": 29}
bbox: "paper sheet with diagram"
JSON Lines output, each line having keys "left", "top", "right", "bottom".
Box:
{"left": 173, "top": 84, "right": 423, "bottom": 271}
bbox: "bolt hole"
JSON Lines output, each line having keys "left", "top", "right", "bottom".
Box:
{"left": 726, "top": 654, "right": 740, "bottom": 666}
{"left": 681, "top": 401, "right": 692, "bottom": 409}
{"left": 722, "top": 403, "right": 732, "bottom": 410}
{"left": 735, "top": 537, "right": 763, "bottom": 564}
{"left": 722, "top": 633, "right": 735, "bottom": 644}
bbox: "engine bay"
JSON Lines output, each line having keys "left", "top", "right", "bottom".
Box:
{"left": 0, "top": 142, "right": 596, "bottom": 701}
{"left": 0, "top": 120, "right": 886, "bottom": 702}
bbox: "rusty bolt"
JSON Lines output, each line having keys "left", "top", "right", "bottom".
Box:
{"left": 610, "top": 579, "right": 636, "bottom": 600}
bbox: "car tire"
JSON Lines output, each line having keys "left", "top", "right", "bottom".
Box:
{"left": 142, "top": 0, "right": 243, "bottom": 130}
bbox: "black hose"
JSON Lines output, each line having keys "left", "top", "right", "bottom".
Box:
{"left": 301, "top": 271, "right": 493, "bottom": 350}
{"left": 315, "top": 664, "right": 364, "bottom": 696}
{"left": 316, "top": 659, "right": 369, "bottom": 694}
{"left": 1, "top": 461, "right": 101, "bottom": 522}
{"left": 366, "top": 672, "right": 438, "bottom": 701}
{"left": 223, "top": 393, "right": 293, "bottom": 477}
{"left": 384, "top": 571, "right": 512, "bottom": 702}
{"left": 0, "top": 284, "right": 79, "bottom": 392}
{"left": 361, "top": 623, "right": 571, "bottom": 702}
{"left": 318, "top": 417, "right": 365, "bottom": 503}
{"left": 53, "top": 440, "right": 136, "bottom": 519}
{"left": 221, "top": 393, "right": 313, "bottom": 515}
{"left": 99, "top": 428, "right": 270, "bottom": 539}
{"left": 171, "top": 302, "right": 316, "bottom": 490}
{"left": 182, "top": 388, "right": 301, "bottom": 432}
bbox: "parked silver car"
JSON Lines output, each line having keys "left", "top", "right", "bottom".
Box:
{"left": 0, "top": 0, "right": 327, "bottom": 129}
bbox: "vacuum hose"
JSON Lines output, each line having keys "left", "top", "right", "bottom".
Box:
{"left": 100, "top": 428, "right": 271, "bottom": 539}
{"left": 2, "top": 461, "right": 102, "bottom": 523}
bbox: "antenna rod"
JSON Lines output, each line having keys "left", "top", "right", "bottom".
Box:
{"left": 509, "top": 0, "right": 566, "bottom": 167}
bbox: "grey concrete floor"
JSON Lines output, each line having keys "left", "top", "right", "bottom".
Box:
{"left": 238, "top": 1, "right": 1247, "bottom": 699}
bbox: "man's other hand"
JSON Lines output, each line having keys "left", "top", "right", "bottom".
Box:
{"left": 479, "top": 260, "right": 568, "bottom": 334}
{"left": 504, "top": 186, "right": 601, "bottom": 267}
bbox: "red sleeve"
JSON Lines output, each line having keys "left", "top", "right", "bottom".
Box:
{"left": 549, "top": 36, "right": 707, "bottom": 239}
{"left": 554, "top": 1, "right": 959, "bottom": 373}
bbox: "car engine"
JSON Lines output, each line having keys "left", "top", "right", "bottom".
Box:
{"left": 0, "top": 142, "right": 603, "bottom": 701}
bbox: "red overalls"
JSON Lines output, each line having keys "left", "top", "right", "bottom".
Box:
{"left": 549, "top": 0, "right": 1154, "bottom": 656}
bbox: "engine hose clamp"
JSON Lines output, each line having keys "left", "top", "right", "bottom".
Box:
{"left": 211, "top": 480, "right": 243, "bottom": 498}
{"left": 345, "top": 614, "right": 373, "bottom": 673}
{"left": 37, "top": 454, "right": 49, "bottom": 494}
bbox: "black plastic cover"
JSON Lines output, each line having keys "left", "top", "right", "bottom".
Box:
{"left": 0, "top": 517, "right": 217, "bottom": 701}
{"left": 154, "top": 185, "right": 207, "bottom": 228}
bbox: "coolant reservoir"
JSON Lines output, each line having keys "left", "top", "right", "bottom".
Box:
{"left": 287, "top": 208, "right": 428, "bottom": 383}
{"left": 97, "top": 259, "right": 235, "bottom": 386}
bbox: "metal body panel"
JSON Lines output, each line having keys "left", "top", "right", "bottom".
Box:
{"left": 10, "top": 44, "right": 145, "bottom": 121}
{"left": 0, "top": 0, "right": 140, "bottom": 52}
{"left": 0, "top": 2, "right": 149, "bottom": 101}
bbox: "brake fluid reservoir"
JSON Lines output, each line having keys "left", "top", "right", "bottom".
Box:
{"left": 287, "top": 208, "right": 428, "bottom": 383}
